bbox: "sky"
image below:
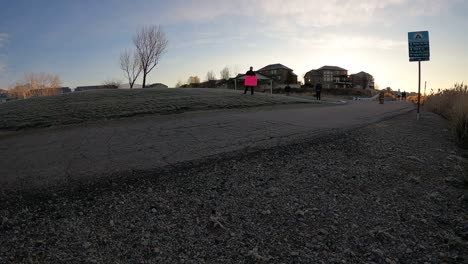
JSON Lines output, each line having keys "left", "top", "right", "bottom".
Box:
{"left": 0, "top": 0, "right": 467, "bottom": 92}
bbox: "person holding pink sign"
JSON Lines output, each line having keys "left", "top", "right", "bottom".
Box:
{"left": 244, "top": 66, "right": 257, "bottom": 95}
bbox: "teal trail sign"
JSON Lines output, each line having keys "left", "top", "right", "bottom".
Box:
{"left": 408, "top": 31, "right": 430, "bottom": 62}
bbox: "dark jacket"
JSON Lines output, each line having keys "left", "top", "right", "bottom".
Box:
{"left": 315, "top": 83, "right": 322, "bottom": 92}
{"left": 246, "top": 70, "right": 256, "bottom": 76}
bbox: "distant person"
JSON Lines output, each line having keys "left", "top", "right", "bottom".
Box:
{"left": 379, "top": 90, "right": 385, "bottom": 104}
{"left": 284, "top": 84, "right": 291, "bottom": 96}
{"left": 402, "top": 91, "right": 407, "bottom": 101}
{"left": 244, "top": 67, "right": 257, "bottom": 95}
{"left": 397, "top": 89, "right": 402, "bottom": 100}
{"left": 315, "top": 83, "right": 322, "bottom": 100}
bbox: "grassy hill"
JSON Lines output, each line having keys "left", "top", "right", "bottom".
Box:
{"left": 0, "top": 88, "right": 317, "bottom": 131}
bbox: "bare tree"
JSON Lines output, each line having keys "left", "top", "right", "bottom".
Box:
{"left": 120, "top": 49, "right": 142, "bottom": 88}
{"left": 230, "top": 65, "right": 241, "bottom": 77}
{"left": 22, "top": 73, "right": 62, "bottom": 97}
{"left": 133, "top": 25, "right": 168, "bottom": 88}
{"left": 175, "top": 80, "right": 184, "bottom": 88}
{"left": 188, "top": 76, "right": 200, "bottom": 84}
{"left": 220, "top": 66, "right": 230, "bottom": 80}
{"left": 206, "top": 70, "right": 216, "bottom": 81}
{"left": 8, "top": 83, "right": 29, "bottom": 99}
{"left": 24, "top": 72, "right": 61, "bottom": 90}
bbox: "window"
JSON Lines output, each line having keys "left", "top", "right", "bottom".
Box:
{"left": 323, "top": 71, "right": 333, "bottom": 82}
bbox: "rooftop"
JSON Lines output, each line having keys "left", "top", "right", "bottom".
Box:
{"left": 317, "top": 65, "right": 347, "bottom": 71}
{"left": 258, "top": 63, "right": 293, "bottom": 72}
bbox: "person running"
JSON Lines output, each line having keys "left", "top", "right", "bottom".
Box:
{"left": 397, "top": 89, "right": 402, "bottom": 100}
{"left": 315, "top": 83, "right": 322, "bottom": 100}
{"left": 402, "top": 91, "right": 407, "bottom": 101}
{"left": 244, "top": 67, "right": 256, "bottom": 95}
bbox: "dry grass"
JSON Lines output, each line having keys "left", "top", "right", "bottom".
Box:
{"left": 426, "top": 83, "right": 468, "bottom": 148}
{"left": 0, "top": 88, "right": 316, "bottom": 131}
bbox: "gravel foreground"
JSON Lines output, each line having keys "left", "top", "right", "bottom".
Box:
{"left": 1, "top": 112, "right": 467, "bottom": 263}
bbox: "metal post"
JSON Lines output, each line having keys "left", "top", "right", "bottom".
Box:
{"left": 417, "top": 61, "right": 421, "bottom": 120}
{"left": 423, "top": 80, "right": 427, "bottom": 113}
{"left": 234, "top": 79, "right": 237, "bottom": 90}
{"left": 270, "top": 80, "right": 273, "bottom": 95}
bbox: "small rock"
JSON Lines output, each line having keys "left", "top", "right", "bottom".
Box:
{"left": 290, "top": 251, "right": 299, "bottom": 256}
{"left": 78, "top": 212, "right": 84, "bottom": 216}
{"left": 83, "top": 242, "right": 92, "bottom": 249}
{"left": 1, "top": 217, "right": 8, "bottom": 225}
{"left": 406, "top": 248, "right": 413, "bottom": 254}
{"left": 428, "top": 192, "right": 441, "bottom": 201}
{"left": 154, "top": 247, "right": 161, "bottom": 253}
{"left": 261, "top": 210, "right": 271, "bottom": 215}
{"left": 265, "top": 187, "right": 280, "bottom": 197}
{"left": 372, "top": 249, "right": 384, "bottom": 257}
{"left": 110, "top": 220, "right": 114, "bottom": 226}
{"left": 296, "top": 210, "right": 305, "bottom": 216}
{"left": 318, "top": 228, "right": 329, "bottom": 235}
{"left": 151, "top": 208, "right": 157, "bottom": 213}
{"left": 147, "top": 187, "right": 153, "bottom": 193}
{"left": 351, "top": 224, "right": 359, "bottom": 229}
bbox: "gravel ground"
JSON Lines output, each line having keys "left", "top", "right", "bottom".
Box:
{"left": 1, "top": 112, "right": 467, "bottom": 263}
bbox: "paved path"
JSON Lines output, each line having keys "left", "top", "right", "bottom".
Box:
{"left": 0, "top": 101, "right": 414, "bottom": 191}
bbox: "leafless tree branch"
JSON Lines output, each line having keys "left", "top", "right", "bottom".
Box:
{"left": 120, "top": 49, "right": 142, "bottom": 88}
{"left": 133, "top": 25, "right": 168, "bottom": 88}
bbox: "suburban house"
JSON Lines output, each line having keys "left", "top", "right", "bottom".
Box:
{"left": 75, "top": 85, "right": 118, "bottom": 92}
{"left": 146, "top": 83, "right": 168, "bottom": 89}
{"left": 257, "top": 63, "right": 298, "bottom": 85}
{"left": 304, "top": 66, "right": 350, "bottom": 89}
{"left": 350, "top": 71, "right": 374, "bottom": 89}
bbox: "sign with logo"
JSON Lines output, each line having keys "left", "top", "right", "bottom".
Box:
{"left": 408, "top": 31, "right": 430, "bottom": 62}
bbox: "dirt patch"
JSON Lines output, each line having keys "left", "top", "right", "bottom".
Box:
{"left": 1, "top": 112, "right": 467, "bottom": 263}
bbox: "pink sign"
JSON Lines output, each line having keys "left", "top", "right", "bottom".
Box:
{"left": 245, "top": 75, "right": 258, "bottom": 86}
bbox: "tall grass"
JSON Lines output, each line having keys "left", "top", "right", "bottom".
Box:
{"left": 426, "top": 83, "right": 468, "bottom": 148}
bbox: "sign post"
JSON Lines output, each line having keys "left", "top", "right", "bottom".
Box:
{"left": 408, "top": 31, "right": 430, "bottom": 121}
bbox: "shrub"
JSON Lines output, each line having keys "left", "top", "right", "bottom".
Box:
{"left": 426, "top": 83, "right": 468, "bottom": 148}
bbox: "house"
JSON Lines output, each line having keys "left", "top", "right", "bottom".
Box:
{"left": 304, "top": 66, "right": 350, "bottom": 89}
{"left": 60, "top": 87, "right": 72, "bottom": 93}
{"left": 350, "top": 72, "right": 374, "bottom": 89}
{"left": 257, "top": 63, "right": 298, "bottom": 85}
{"left": 75, "top": 85, "right": 118, "bottom": 92}
{"left": 146, "top": 83, "right": 168, "bottom": 89}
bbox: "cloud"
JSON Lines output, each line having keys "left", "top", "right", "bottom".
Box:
{"left": 0, "top": 33, "right": 8, "bottom": 49}
{"left": 325, "top": 34, "right": 407, "bottom": 50}
{"left": 164, "top": 0, "right": 461, "bottom": 28}
{"left": 0, "top": 33, "right": 8, "bottom": 79}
